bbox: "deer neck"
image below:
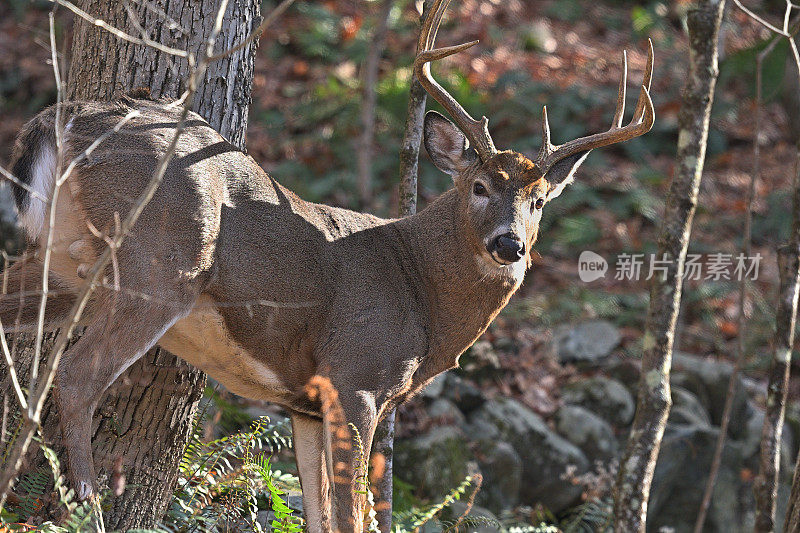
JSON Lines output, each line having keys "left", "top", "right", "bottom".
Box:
{"left": 398, "top": 188, "right": 522, "bottom": 375}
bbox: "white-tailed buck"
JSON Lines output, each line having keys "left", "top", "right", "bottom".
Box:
{"left": 4, "top": 0, "right": 654, "bottom": 530}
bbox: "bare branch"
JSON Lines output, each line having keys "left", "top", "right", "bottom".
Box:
{"left": 208, "top": 0, "right": 297, "bottom": 61}
{"left": 29, "top": 11, "right": 65, "bottom": 401}
{"left": 732, "top": 0, "right": 792, "bottom": 36}
{"left": 0, "top": 166, "right": 49, "bottom": 202}
{"left": 0, "top": 316, "right": 27, "bottom": 412}
{"left": 695, "top": 33, "right": 766, "bottom": 533}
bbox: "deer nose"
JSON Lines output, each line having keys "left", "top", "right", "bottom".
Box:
{"left": 490, "top": 233, "right": 525, "bottom": 263}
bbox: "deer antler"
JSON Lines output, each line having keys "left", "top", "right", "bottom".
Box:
{"left": 413, "top": 0, "right": 497, "bottom": 162}
{"left": 534, "top": 40, "right": 655, "bottom": 176}
{"left": 414, "top": 0, "right": 655, "bottom": 171}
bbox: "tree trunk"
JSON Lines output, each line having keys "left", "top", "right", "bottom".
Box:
{"left": 612, "top": 1, "right": 726, "bottom": 531}
{"left": 369, "top": 3, "right": 433, "bottom": 530}
{"left": 66, "top": 0, "right": 258, "bottom": 149}
{"left": 2, "top": 0, "right": 259, "bottom": 529}
{"left": 780, "top": 146, "right": 800, "bottom": 533}
{"left": 357, "top": 0, "right": 393, "bottom": 210}
{"left": 782, "top": 40, "right": 800, "bottom": 145}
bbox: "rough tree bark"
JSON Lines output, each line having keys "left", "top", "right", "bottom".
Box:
{"left": 1, "top": 0, "right": 259, "bottom": 529}
{"left": 396, "top": 0, "right": 430, "bottom": 216}
{"left": 612, "top": 1, "right": 726, "bottom": 531}
{"left": 758, "top": 240, "right": 800, "bottom": 532}
{"left": 779, "top": 146, "right": 800, "bottom": 533}
{"left": 753, "top": 34, "right": 800, "bottom": 533}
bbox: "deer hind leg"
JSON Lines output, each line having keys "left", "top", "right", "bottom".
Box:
{"left": 0, "top": 256, "right": 78, "bottom": 333}
{"left": 53, "top": 289, "right": 195, "bottom": 500}
{"left": 291, "top": 413, "right": 335, "bottom": 533}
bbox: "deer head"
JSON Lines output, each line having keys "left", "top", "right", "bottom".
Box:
{"left": 416, "top": 0, "right": 654, "bottom": 273}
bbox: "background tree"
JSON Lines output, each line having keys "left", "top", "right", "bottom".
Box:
{"left": 613, "top": 0, "right": 726, "bottom": 530}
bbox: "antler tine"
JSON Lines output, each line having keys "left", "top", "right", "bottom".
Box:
{"left": 611, "top": 50, "right": 628, "bottom": 129}
{"left": 533, "top": 43, "right": 655, "bottom": 176}
{"left": 537, "top": 105, "right": 555, "bottom": 162}
{"left": 420, "top": 0, "right": 448, "bottom": 52}
{"left": 632, "top": 39, "right": 654, "bottom": 123}
{"left": 414, "top": 0, "right": 498, "bottom": 162}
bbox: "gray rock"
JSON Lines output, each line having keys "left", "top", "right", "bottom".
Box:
{"left": 561, "top": 376, "right": 634, "bottom": 426}
{"left": 555, "top": 405, "right": 618, "bottom": 462}
{"left": 785, "top": 401, "right": 800, "bottom": 460}
{"left": 649, "top": 423, "right": 792, "bottom": 533}
{"left": 668, "top": 386, "right": 711, "bottom": 429}
{"left": 603, "top": 357, "right": 641, "bottom": 391}
{"left": 442, "top": 374, "right": 486, "bottom": 414}
{"left": 421, "top": 374, "right": 446, "bottom": 399}
{"left": 649, "top": 425, "right": 753, "bottom": 533}
{"left": 475, "top": 441, "right": 521, "bottom": 513}
{"left": 738, "top": 401, "right": 793, "bottom": 475}
{"left": 671, "top": 352, "right": 750, "bottom": 435}
{"left": 470, "top": 340, "right": 501, "bottom": 368}
{"left": 554, "top": 321, "right": 621, "bottom": 365}
{"left": 468, "top": 398, "right": 588, "bottom": 512}
{"left": 0, "top": 184, "right": 22, "bottom": 253}
{"left": 428, "top": 398, "right": 466, "bottom": 427}
{"left": 395, "top": 426, "right": 473, "bottom": 499}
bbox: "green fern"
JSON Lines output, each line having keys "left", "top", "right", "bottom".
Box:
{"left": 392, "top": 475, "right": 478, "bottom": 532}
{"left": 163, "top": 413, "right": 299, "bottom": 532}
{"left": 254, "top": 455, "right": 303, "bottom": 533}
{"left": 14, "top": 467, "right": 49, "bottom": 517}
{"left": 558, "top": 497, "right": 614, "bottom": 533}
{"left": 1, "top": 438, "right": 102, "bottom": 533}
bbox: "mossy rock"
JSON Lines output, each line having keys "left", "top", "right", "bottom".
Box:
{"left": 395, "top": 426, "right": 472, "bottom": 500}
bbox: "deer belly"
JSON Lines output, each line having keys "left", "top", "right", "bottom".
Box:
{"left": 158, "top": 295, "right": 292, "bottom": 402}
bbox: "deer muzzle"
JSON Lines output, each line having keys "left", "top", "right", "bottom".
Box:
{"left": 489, "top": 233, "right": 525, "bottom": 264}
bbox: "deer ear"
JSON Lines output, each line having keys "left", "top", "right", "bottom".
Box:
{"left": 424, "top": 111, "right": 477, "bottom": 177}
{"left": 545, "top": 150, "right": 591, "bottom": 201}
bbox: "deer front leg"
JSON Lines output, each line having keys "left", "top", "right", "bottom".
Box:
{"left": 324, "top": 390, "right": 377, "bottom": 533}
{"left": 291, "top": 413, "right": 334, "bottom": 533}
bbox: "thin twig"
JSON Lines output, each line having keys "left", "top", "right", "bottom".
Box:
{"left": 29, "top": 12, "right": 65, "bottom": 404}
{"left": 0, "top": 166, "right": 49, "bottom": 202}
{"left": 128, "top": 0, "right": 189, "bottom": 36}
{"left": 733, "top": 0, "right": 791, "bottom": 35}
{"left": 49, "top": 0, "right": 189, "bottom": 58}
{"left": 0, "top": 317, "right": 27, "bottom": 412}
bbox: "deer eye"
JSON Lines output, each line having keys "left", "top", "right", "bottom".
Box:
{"left": 473, "top": 182, "right": 488, "bottom": 196}
{"left": 533, "top": 197, "right": 545, "bottom": 210}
